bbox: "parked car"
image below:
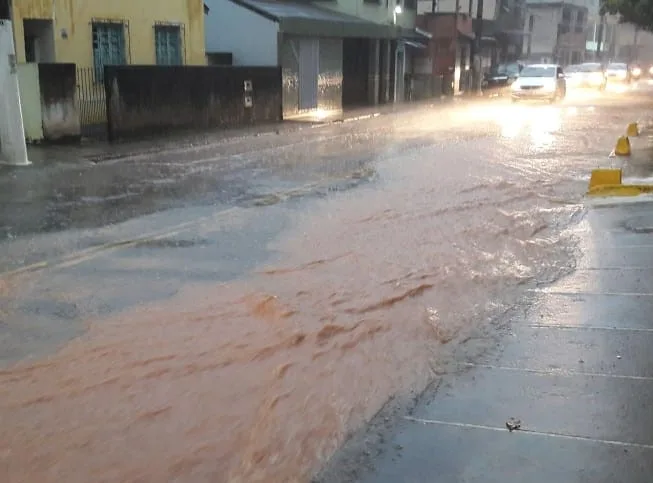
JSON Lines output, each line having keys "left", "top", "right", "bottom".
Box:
{"left": 605, "top": 63, "right": 632, "bottom": 85}
{"left": 565, "top": 63, "right": 607, "bottom": 91}
{"left": 510, "top": 64, "right": 566, "bottom": 103}
{"left": 482, "top": 62, "right": 524, "bottom": 96}
{"left": 630, "top": 63, "right": 642, "bottom": 80}
{"left": 644, "top": 64, "right": 653, "bottom": 79}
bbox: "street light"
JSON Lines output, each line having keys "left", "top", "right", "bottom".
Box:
{"left": 393, "top": 5, "right": 402, "bottom": 25}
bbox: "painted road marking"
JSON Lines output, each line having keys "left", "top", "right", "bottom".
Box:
{"left": 0, "top": 207, "right": 242, "bottom": 279}
{"left": 404, "top": 416, "right": 653, "bottom": 450}
{"left": 0, "top": 170, "right": 363, "bottom": 278}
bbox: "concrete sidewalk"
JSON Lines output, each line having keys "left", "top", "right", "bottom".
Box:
{"left": 21, "top": 97, "right": 461, "bottom": 166}
{"left": 324, "top": 199, "right": 653, "bottom": 482}
{"left": 308, "top": 117, "right": 653, "bottom": 483}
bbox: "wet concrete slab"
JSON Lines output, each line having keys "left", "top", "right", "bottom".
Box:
{"left": 357, "top": 421, "right": 653, "bottom": 483}
{"left": 524, "top": 293, "right": 653, "bottom": 330}
{"left": 482, "top": 325, "right": 653, "bottom": 377}
{"left": 546, "top": 268, "right": 653, "bottom": 294}
{"left": 412, "top": 367, "right": 653, "bottom": 446}
{"left": 327, "top": 201, "right": 653, "bottom": 482}
{"left": 576, "top": 245, "right": 653, "bottom": 269}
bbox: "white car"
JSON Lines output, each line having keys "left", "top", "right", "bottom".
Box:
{"left": 510, "top": 64, "right": 567, "bottom": 103}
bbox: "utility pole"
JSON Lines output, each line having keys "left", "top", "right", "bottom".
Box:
{"left": 470, "top": 0, "right": 484, "bottom": 93}
{"left": 596, "top": 13, "right": 604, "bottom": 62}
{"left": 0, "top": 20, "right": 29, "bottom": 166}
{"left": 454, "top": 0, "right": 460, "bottom": 92}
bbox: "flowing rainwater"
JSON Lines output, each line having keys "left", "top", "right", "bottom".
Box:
{"left": 0, "top": 106, "right": 603, "bottom": 482}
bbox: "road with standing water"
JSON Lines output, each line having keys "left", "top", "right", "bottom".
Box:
{"left": 1, "top": 86, "right": 652, "bottom": 482}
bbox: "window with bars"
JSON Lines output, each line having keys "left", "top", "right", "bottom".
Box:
{"left": 155, "top": 25, "right": 182, "bottom": 65}
{"left": 92, "top": 22, "right": 126, "bottom": 82}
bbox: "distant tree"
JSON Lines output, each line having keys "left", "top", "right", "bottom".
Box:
{"left": 602, "top": 0, "right": 653, "bottom": 31}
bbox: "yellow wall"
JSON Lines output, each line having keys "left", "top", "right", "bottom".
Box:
{"left": 11, "top": 0, "right": 206, "bottom": 66}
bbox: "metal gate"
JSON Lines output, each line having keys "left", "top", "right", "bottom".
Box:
{"left": 298, "top": 38, "right": 319, "bottom": 111}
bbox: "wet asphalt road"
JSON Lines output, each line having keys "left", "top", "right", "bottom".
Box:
{"left": 1, "top": 86, "right": 653, "bottom": 482}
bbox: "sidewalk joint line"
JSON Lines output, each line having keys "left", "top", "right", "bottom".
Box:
{"left": 464, "top": 363, "right": 653, "bottom": 381}
{"left": 529, "top": 324, "right": 653, "bottom": 332}
{"left": 530, "top": 290, "right": 653, "bottom": 297}
{"left": 579, "top": 267, "right": 653, "bottom": 271}
{"left": 403, "top": 416, "right": 653, "bottom": 450}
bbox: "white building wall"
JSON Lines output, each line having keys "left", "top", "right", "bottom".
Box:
{"left": 612, "top": 21, "right": 653, "bottom": 62}
{"left": 417, "top": 0, "right": 497, "bottom": 19}
{"left": 583, "top": 16, "right": 653, "bottom": 62}
{"left": 523, "top": 6, "right": 559, "bottom": 58}
{"left": 204, "top": 0, "right": 279, "bottom": 66}
{"left": 17, "top": 63, "right": 44, "bottom": 143}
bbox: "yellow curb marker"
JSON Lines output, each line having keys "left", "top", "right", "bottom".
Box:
{"left": 587, "top": 168, "right": 653, "bottom": 197}
{"left": 614, "top": 135, "right": 631, "bottom": 156}
{"left": 626, "top": 122, "right": 639, "bottom": 137}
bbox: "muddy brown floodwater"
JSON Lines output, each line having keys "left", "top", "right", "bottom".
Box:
{"left": 0, "top": 126, "right": 585, "bottom": 482}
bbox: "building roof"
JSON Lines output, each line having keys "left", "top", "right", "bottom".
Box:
{"left": 228, "top": 0, "right": 400, "bottom": 38}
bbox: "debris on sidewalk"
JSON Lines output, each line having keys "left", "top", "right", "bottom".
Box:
{"left": 505, "top": 418, "right": 522, "bottom": 432}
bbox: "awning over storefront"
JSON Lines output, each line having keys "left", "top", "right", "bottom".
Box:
{"left": 229, "top": 0, "right": 400, "bottom": 38}
{"left": 399, "top": 27, "right": 431, "bottom": 49}
{"left": 402, "top": 40, "right": 427, "bottom": 49}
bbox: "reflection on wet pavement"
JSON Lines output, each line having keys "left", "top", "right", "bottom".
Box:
{"left": 1, "top": 92, "right": 653, "bottom": 482}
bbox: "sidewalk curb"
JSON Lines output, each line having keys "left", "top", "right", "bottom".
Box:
{"left": 24, "top": 95, "right": 497, "bottom": 167}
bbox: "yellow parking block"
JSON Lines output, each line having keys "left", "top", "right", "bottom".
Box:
{"left": 626, "top": 122, "right": 639, "bottom": 137}
{"left": 587, "top": 168, "right": 653, "bottom": 197}
{"left": 588, "top": 168, "right": 622, "bottom": 191}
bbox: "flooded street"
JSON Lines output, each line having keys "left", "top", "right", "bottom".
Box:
{"left": 1, "top": 91, "right": 651, "bottom": 482}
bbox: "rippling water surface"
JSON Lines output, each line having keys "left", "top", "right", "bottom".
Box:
{"left": 1, "top": 101, "right": 622, "bottom": 482}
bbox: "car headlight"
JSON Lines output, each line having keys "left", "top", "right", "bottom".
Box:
{"left": 649, "top": 66, "right": 653, "bottom": 75}
{"left": 618, "top": 71, "right": 628, "bottom": 80}
{"left": 632, "top": 67, "right": 642, "bottom": 76}
{"left": 590, "top": 72, "right": 603, "bottom": 84}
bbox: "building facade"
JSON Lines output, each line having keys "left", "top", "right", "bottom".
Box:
{"left": 6, "top": 0, "right": 206, "bottom": 68}
{"left": 522, "top": 1, "right": 587, "bottom": 65}
{"left": 205, "top": 0, "right": 428, "bottom": 117}
{"left": 414, "top": 13, "right": 474, "bottom": 94}
{"left": 417, "top": 0, "right": 525, "bottom": 88}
